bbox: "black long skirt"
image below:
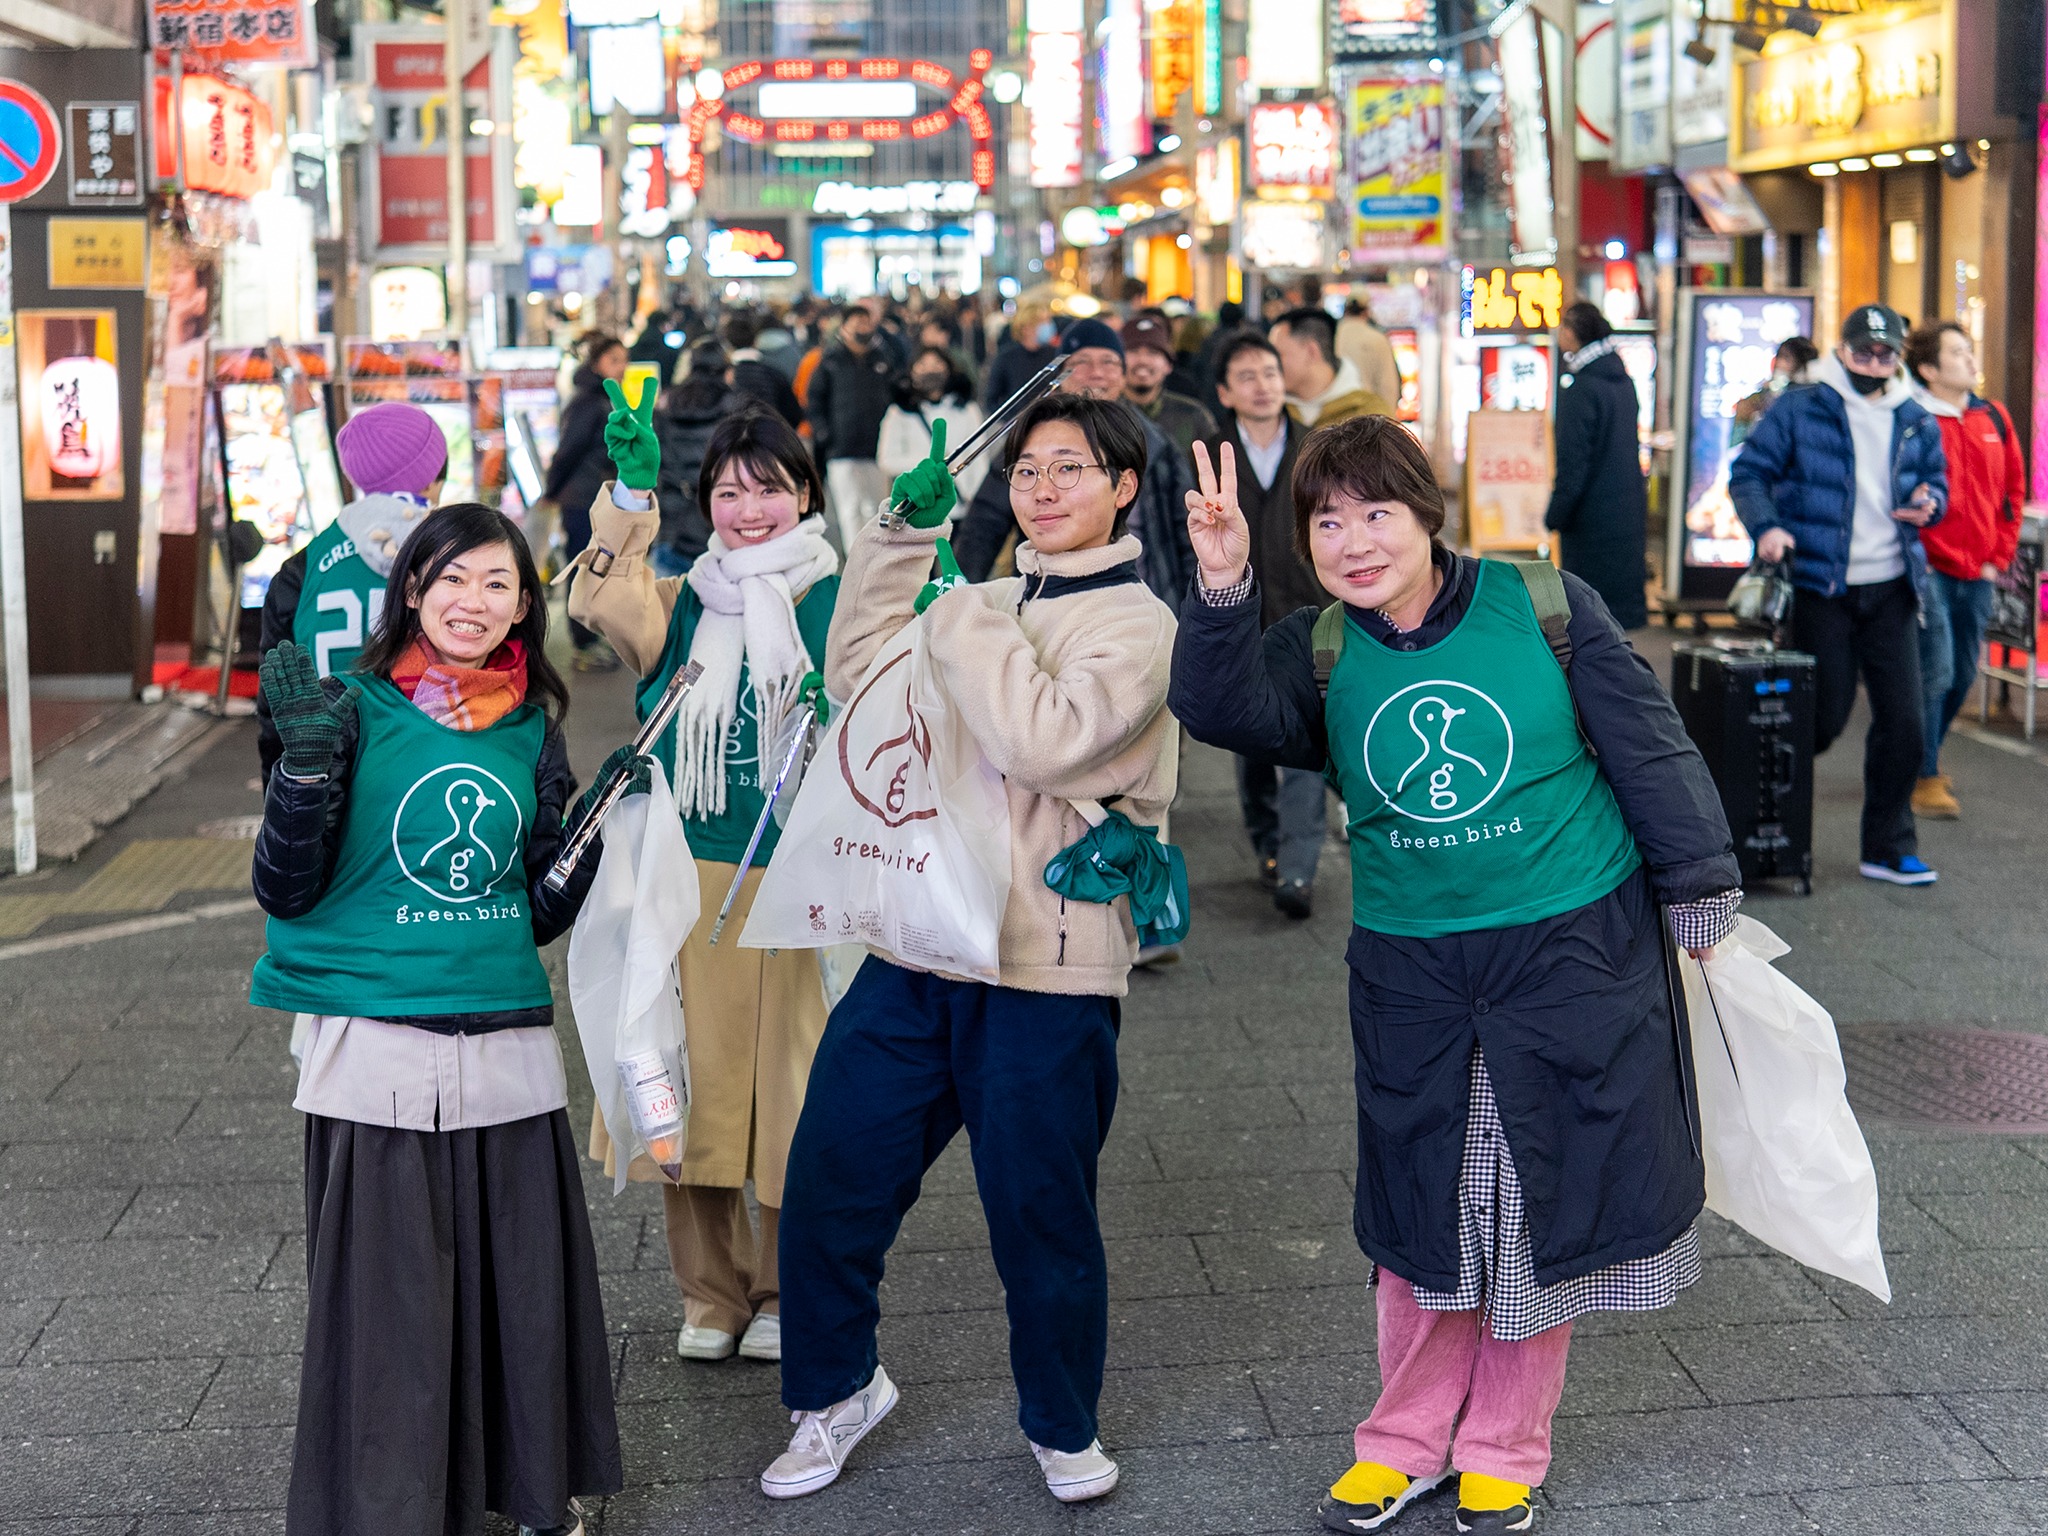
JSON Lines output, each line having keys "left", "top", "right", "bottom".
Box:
{"left": 288, "top": 1110, "right": 624, "bottom": 1535}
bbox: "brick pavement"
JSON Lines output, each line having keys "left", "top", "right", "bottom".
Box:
{"left": 2, "top": 637, "right": 2047, "bottom": 1535}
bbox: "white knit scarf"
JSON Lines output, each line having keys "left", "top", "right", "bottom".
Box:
{"left": 674, "top": 515, "right": 838, "bottom": 819}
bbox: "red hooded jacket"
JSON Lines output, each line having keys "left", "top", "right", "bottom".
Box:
{"left": 1914, "top": 389, "right": 2024, "bottom": 580}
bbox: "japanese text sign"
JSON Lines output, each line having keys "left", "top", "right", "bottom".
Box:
{"left": 150, "top": 0, "right": 316, "bottom": 69}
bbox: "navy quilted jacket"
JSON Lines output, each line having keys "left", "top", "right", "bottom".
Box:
{"left": 1727, "top": 374, "right": 1947, "bottom": 603}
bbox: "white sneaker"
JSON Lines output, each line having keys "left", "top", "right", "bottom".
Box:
{"left": 1031, "top": 1438, "right": 1120, "bottom": 1503}
{"left": 739, "top": 1312, "right": 781, "bottom": 1361}
{"left": 676, "top": 1324, "right": 737, "bottom": 1361}
{"left": 760, "top": 1366, "right": 899, "bottom": 1499}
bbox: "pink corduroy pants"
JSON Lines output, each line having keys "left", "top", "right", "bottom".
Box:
{"left": 1352, "top": 1272, "right": 1574, "bottom": 1487}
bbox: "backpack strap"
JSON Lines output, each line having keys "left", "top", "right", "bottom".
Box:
{"left": 1501, "top": 557, "right": 1573, "bottom": 676}
{"left": 1311, "top": 602, "right": 1346, "bottom": 701}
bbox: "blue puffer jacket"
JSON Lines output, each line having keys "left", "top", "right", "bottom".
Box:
{"left": 1728, "top": 370, "right": 1947, "bottom": 603}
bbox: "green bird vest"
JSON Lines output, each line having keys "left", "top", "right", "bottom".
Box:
{"left": 1322, "top": 560, "right": 1641, "bottom": 938}
{"left": 636, "top": 574, "right": 838, "bottom": 867}
{"left": 249, "top": 677, "right": 554, "bottom": 1017}
{"left": 293, "top": 521, "right": 387, "bottom": 679}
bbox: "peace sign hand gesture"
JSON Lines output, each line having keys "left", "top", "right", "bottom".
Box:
{"left": 1185, "top": 440, "right": 1250, "bottom": 592}
{"left": 602, "top": 376, "right": 662, "bottom": 493}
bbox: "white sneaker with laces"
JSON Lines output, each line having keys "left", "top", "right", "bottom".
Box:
{"left": 738, "top": 1312, "right": 781, "bottom": 1361}
{"left": 676, "top": 1324, "right": 737, "bottom": 1361}
{"left": 760, "top": 1365, "right": 898, "bottom": 1499}
{"left": 1031, "top": 1438, "right": 1120, "bottom": 1502}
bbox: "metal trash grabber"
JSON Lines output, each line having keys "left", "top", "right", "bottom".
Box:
{"left": 541, "top": 660, "right": 704, "bottom": 893}
{"left": 706, "top": 700, "right": 818, "bottom": 945}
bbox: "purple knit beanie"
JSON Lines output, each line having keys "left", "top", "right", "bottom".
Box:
{"left": 336, "top": 403, "right": 449, "bottom": 496}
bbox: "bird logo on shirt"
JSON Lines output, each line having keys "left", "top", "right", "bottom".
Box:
{"left": 392, "top": 763, "right": 526, "bottom": 903}
{"left": 1362, "top": 681, "right": 1515, "bottom": 824}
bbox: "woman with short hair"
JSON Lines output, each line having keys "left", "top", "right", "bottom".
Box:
{"left": 1169, "top": 415, "right": 1740, "bottom": 1534}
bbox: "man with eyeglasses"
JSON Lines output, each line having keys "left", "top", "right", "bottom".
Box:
{"left": 1730, "top": 304, "right": 1949, "bottom": 886}
{"left": 951, "top": 318, "right": 1196, "bottom": 612}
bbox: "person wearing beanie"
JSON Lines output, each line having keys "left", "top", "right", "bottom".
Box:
{"left": 1120, "top": 315, "right": 1218, "bottom": 462}
{"left": 256, "top": 402, "right": 448, "bottom": 785}
{"left": 950, "top": 316, "right": 1197, "bottom": 612}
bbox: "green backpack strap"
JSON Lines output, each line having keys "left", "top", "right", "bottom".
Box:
{"left": 1502, "top": 558, "right": 1573, "bottom": 676}
{"left": 1311, "top": 602, "right": 1346, "bottom": 700}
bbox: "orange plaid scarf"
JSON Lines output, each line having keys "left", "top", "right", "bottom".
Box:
{"left": 390, "top": 638, "right": 529, "bottom": 731}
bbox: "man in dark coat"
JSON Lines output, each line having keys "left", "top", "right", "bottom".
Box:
{"left": 1198, "top": 330, "right": 1324, "bottom": 919}
{"left": 1544, "top": 302, "right": 1649, "bottom": 629}
{"left": 808, "top": 301, "right": 901, "bottom": 546}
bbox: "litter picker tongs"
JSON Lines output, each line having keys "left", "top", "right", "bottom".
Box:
{"left": 881, "top": 351, "right": 1073, "bottom": 520}
{"left": 706, "top": 700, "right": 818, "bottom": 945}
{"left": 541, "top": 660, "right": 705, "bottom": 893}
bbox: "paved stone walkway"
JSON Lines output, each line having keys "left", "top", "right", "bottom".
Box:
{"left": 3, "top": 635, "right": 2046, "bottom": 1534}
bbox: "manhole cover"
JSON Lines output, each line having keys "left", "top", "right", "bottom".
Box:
{"left": 1839, "top": 1026, "right": 2048, "bottom": 1134}
{"left": 196, "top": 815, "right": 264, "bottom": 841}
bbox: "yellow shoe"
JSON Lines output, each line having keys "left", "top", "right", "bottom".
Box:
{"left": 1912, "top": 774, "right": 1961, "bottom": 819}
{"left": 1318, "top": 1461, "right": 1450, "bottom": 1532}
{"left": 1456, "top": 1472, "right": 1535, "bottom": 1532}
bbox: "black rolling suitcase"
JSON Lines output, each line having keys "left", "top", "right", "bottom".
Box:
{"left": 1671, "top": 640, "right": 1816, "bottom": 893}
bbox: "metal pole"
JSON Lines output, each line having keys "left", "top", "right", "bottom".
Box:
{"left": 443, "top": 0, "right": 468, "bottom": 345}
{"left": 606, "top": 107, "right": 630, "bottom": 329}
{"left": 0, "top": 205, "right": 38, "bottom": 873}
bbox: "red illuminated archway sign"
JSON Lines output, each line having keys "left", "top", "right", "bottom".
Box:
{"left": 683, "top": 49, "right": 995, "bottom": 192}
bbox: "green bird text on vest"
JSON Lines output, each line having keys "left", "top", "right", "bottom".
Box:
{"left": 1323, "top": 562, "right": 1640, "bottom": 938}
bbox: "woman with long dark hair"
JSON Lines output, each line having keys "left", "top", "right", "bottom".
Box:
{"left": 251, "top": 502, "right": 626, "bottom": 1536}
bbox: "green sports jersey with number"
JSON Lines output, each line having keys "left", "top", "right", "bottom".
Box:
{"left": 1322, "top": 560, "right": 1641, "bottom": 938}
{"left": 637, "top": 574, "right": 838, "bottom": 866}
{"left": 293, "top": 521, "right": 387, "bottom": 678}
{"left": 249, "top": 677, "right": 554, "bottom": 1017}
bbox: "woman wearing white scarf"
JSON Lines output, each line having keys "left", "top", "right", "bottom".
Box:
{"left": 569, "top": 409, "right": 840, "bottom": 1367}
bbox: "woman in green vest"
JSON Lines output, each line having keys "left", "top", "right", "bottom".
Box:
{"left": 1168, "top": 415, "right": 1742, "bottom": 1535}
{"left": 250, "top": 502, "right": 626, "bottom": 1536}
{"left": 568, "top": 402, "right": 838, "bottom": 1366}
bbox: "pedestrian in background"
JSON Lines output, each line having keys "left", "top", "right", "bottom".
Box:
{"left": 808, "top": 300, "right": 901, "bottom": 549}
{"left": 879, "top": 345, "right": 988, "bottom": 509}
{"left": 1169, "top": 415, "right": 1739, "bottom": 1536}
{"left": 257, "top": 401, "right": 445, "bottom": 783}
{"left": 1199, "top": 331, "right": 1324, "bottom": 919}
{"left": 1336, "top": 297, "right": 1402, "bottom": 414}
{"left": 764, "top": 396, "right": 1178, "bottom": 1507}
{"left": 723, "top": 311, "right": 805, "bottom": 428}
{"left": 1544, "top": 301, "right": 1650, "bottom": 630}
{"left": 1122, "top": 314, "right": 1218, "bottom": 461}
{"left": 569, "top": 401, "right": 839, "bottom": 1371}
{"left": 1905, "top": 320, "right": 2025, "bottom": 819}
{"left": 650, "top": 341, "right": 744, "bottom": 575}
{"left": 541, "top": 331, "right": 629, "bottom": 671}
{"left": 251, "top": 503, "right": 625, "bottom": 1536}
{"left": 1731, "top": 304, "right": 1948, "bottom": 885}
{"left": 983, "top": 295, "right": 1059, "bottom": 411}
{"left": 1731, "top": 336, "right": 1819, "bottom": 445}
{"left": 1192, "top": 299, "right": 1248, "bottom": 401}
{"left": 1270, "top": 307, "right": 1393, "bottom": 427}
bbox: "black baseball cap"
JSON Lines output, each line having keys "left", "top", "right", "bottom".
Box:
{"left": 1841, "top": 304, "right": 1907, "bottom": 351}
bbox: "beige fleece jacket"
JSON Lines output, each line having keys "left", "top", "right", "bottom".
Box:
{"left": 827, "top": 519, "right": 1180, "bottom": 997}
{"left": 562, "top": 482, "right": 687, "bottom": 674}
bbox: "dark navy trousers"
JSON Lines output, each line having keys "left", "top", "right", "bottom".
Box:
{"left": 779, "top": 958, "right": 1120, "bottom": 1453}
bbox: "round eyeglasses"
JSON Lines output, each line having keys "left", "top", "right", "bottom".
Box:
{"left": 1004, "top": 459, "right": 1106, "bottom": 492}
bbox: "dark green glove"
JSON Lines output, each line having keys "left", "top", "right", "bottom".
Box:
{"left": 602, "top": 376, "right": 661, "bottom": 492}
{"left": 914, "top": 538, "right": 966, "bottom": 616}
{"left": 890, "top": 417, "right": 957, "bottom": 529}
{"left": 573, "top": 745, "right": 654, "bottom": 830}
{"left": 260, "top": 641, "right": 355, "bottom": 780}
{"left": 797, "top": 669, "right": 830, "bottom": 728}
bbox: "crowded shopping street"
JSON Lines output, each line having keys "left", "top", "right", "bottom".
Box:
{"left": 6, "top": 0, "right": 2048, "bottom": 1532}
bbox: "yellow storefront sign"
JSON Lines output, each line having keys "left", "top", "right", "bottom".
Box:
{"left": 47, "top": 219, "right": 148, "bottom": 290}
{"left": 1731, "top": 0, "right": 1954, "bottom": 172}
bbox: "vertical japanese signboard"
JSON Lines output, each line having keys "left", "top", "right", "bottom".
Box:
{"left": 66, "top": 104, "right": 142, "bottom": 207}
{"left": 1026, "top": 0, "right": 1084, "bottom": 188}
{"left": 1342, "top": 73, "right": 1446, "bottom": 264}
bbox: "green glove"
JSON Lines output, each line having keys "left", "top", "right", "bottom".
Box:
{"left": 261, "top": 641, "right": 356, "bottom": 780}
{"left": 797, "top": 669, "right": 830, "bottom": 728}
{"left": 602, "top": 376, "right": 661, "bottom": 492}
{"left": 891, "top": 418, "right": 957, "bottom": 529}
{"left": 914, "top": 538, "right": 967, "bottom": 616}
{"left": 571, "top": 744, "right": 654, "bottom": 834}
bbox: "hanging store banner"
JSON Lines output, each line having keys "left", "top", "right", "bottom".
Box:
{"left": 1242, "top": 200, "right": 1328, "bottom": 272}
{"left": 1329, "top": 0, "right": 1434, "bottom": 61}
{"left": 356, "top": 23, "right": 518, "bottom": 263}
{"left": 152, "top": 73, "right": 275, "bottom": 200}
{"left": 1613, "top": 0, "right": 1670, "bottom": 171}
{"left": 1025, "top": 0, "right": 1084, "bottom": 188}
{"left": 1668, "top": 0, "right": 1730, "bottom": 149}
{"left": 1729, "top": 0, "right": 1953, "bottom": 173}
{"left": 1497, "top": 9, "right": 1556, "bottom": 266}
{"left": 1575, "top": 5, "right": 1614, "bottom": 161}
{"left": 1096, "top": 0, "right": 1150, "bottom": 163}
{"left": 148, "top": 0, "right": 316, "bottom": 68}
{"left": 1150, "top": 0, "right": 1199, "bottom": 121}
{"left": 1342, "top": 73, "right": 1446, "bottom": 264}
{"left": 1248, "top": 101, "right": 1339, "bottom": 192}
{"left": 1247, "top": 0, "right": 1326, "bottom": 92}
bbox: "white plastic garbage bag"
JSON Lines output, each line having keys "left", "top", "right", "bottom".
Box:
{"left": 740, "top": 619, "right": 1012, "bottom": 984}
{"left": 567, "top": 761, "right": 700, "bottom": 1194}
{"left": 1682, "top": 915, "right": 1891, "bottom": 1302}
